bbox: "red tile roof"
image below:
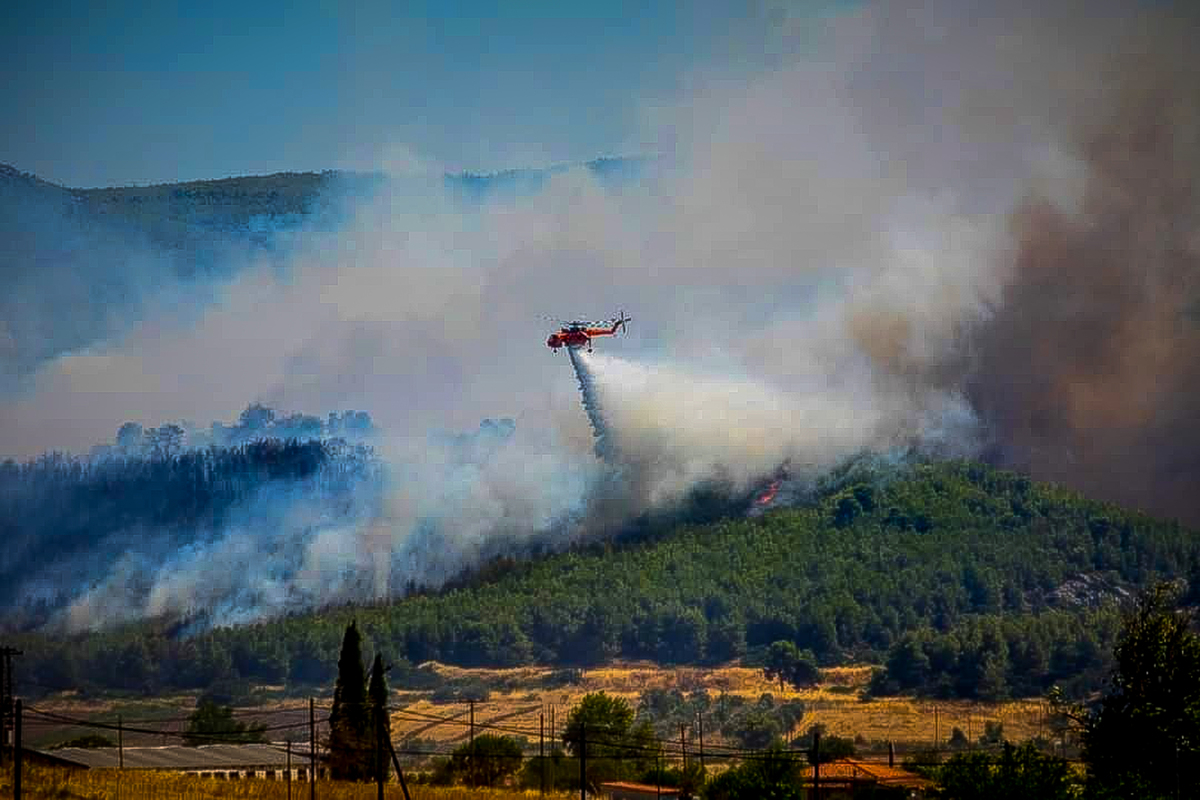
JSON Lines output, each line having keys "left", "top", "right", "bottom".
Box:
{"left": 599, "top": 780, "right": 682, "bottom": 797}
{"left": 807, "top": 758, "right": 931, "bottom": 788}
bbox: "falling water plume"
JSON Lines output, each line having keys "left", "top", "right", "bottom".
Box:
{"left": 568, "top": 347, "right": 616, "bottom": 462}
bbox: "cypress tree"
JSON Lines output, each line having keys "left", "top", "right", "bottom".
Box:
{"left": 368, "top": 653, "right": 391, "bottom": 781}
{"left": 329, "top": 621, "right": 370, "bottom": 780}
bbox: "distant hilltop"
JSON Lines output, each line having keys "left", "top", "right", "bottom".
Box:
{"left": 1, "top": 153, "right": 649, "bottom": 200}
{"left": 1, "top": 154, "right": 649, "bottom": 239}
{"left": 0, "top": 155, "right": 649, "bottom": 383}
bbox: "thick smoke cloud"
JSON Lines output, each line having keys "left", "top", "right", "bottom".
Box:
{"left": 831, "top": 1, "right": 1200, "bottom": 524}
{"left": 3, "top": 0, "right": 1199, "bottom": 628}
{"left": 966, "top": 42, "right": 1200, "bottom": 523}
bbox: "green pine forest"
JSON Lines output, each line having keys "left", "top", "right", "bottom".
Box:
{"left": 12, "top": 460, "right": 1198, "bottom": 702}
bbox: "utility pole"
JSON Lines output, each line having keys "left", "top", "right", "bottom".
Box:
{"left": 579, "top": 722, "right": 586, "bottom": 800}
{"left": 287, "top": 741, "right": 293, "bottom": 800}
{"left": 812, "top": 728, "right": 820, "bottom": 800}
{"left": 376, "top": 700, "right": 384, "bottom": 800}
{"left": 679, "top": 724, "right": 686, "bottom": 771}
{"left": 469, "top": 699, "right": 476, "bottom": 788}
{"left": 934, "top": 706, "right": 939, "bottom": 752}
{"left": 1, "top": 646, "right": 21, "bottom": 768}
{"left": 540, "top": 711, "right": 546, "bottom": 797}
{"left": 0, "top": 648, "right": 5, "bottom": 768}
{"left": 14, "top": 698, "right": 21, "bottom": 800}
{"left": 118, "top": 715, "right": 123, "bottom": 770}
{"left": 697, "top": 714, "right": 705, "bottom": 772}
{"left": 384, "top": 737, "right": 412, "bottom": 800}
{"left": 309, "top": 698, "right": 317, "bottom": 800}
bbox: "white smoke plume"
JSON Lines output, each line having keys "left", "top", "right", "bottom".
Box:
{"left": 4, "top": 0, "right": 1198, "bottom": 628}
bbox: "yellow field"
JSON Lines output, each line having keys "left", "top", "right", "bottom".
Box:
{"left": 392, "top": 662, "right": 1053, "bottom": 752}
{"left": 2, "top": 765, "right": 575, "bottom": 800}
{"left": 28, "top": 662, "right": 1054, "bottom": 758}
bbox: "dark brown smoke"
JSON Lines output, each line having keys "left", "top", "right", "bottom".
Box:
{"left": 968, "top": 37, "right": 1200, "bottom": 524}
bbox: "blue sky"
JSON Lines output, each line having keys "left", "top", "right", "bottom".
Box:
{"left": 3, "top": 1, "right": 845, "bottom": 187}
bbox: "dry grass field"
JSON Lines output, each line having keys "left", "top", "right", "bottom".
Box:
{"left": 1, "top": 765, "right": 575, "bottom": 800}
{"left": 27, "top": 662, "right": 1054, "bottom": 758}
{"left": 390, "top": 662, "right": 1052, "bottom": 753}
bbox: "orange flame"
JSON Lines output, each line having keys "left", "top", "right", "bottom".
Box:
{"left": 754, "top": 479, "right": 781, "bottom": 506}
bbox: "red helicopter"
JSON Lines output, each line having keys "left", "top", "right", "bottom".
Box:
{"left": 546, "top": 311, "right": 631, "bottom": 352}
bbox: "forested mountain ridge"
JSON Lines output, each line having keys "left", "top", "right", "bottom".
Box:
{"left": 9, "top": 459, "right": 1194, "bottom": 701}
{"left": 3, "top": 156, "right": 645, "bottom": 238}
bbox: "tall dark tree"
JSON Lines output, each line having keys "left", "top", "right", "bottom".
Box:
{"left": 1081, "top": 584, "right": 1200, "bottom": 799}
{"left": 329, "top": 621, "right": 371, "bottom": 781}
{"left": 368, "top": 652, "right": 391, "bottom": 782}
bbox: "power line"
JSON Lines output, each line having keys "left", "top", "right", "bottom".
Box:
{"left": 18, "top": 702, "right": 1087, "bottom": 774}
{"left": 24, "top": 705, "right": 320, "bottom": 744}
{"left": 388, "top": 703, "right": 769, "bottom": 758}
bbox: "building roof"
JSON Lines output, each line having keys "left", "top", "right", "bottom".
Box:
{"left": 599, "top": 780, "right": 682, "bottom": 797}
{"left": 807, "top": 758, "right": 931, "bottom": 789}
{"left": 32, "top": 743, "right": 316, "bottom": 770}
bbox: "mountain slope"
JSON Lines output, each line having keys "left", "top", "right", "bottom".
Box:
{"left": 12, "top": 460, "right": 1194, "bottom": 699}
